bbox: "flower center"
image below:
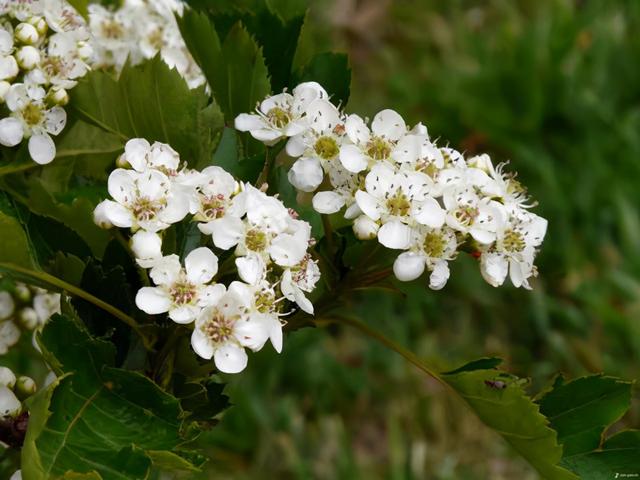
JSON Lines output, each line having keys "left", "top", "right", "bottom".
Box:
{"left": 267, "top": 107, "right": 291, "bottom": 128}
{"left": 22, "top": 103, "right": 43, "bottom": 127}
{"left": 201, "top": 312, "right": 234, "bottom": 345}
{"left": 423, "top": 232, "right": 446, "bottom": 258}
{"left": 200, "top": 194, "right": 226, "bottom": 219}
{"left": 255, "top": 290, "right": 275, "bottom": 314}
{"left": 170, "top": 281, "right": 196, "bottom": 305}
{"left": 506, "top": 176, "right": 526, "bottom": 197}
{"left": 502, "top": 229, "right": 525, "bottom": 253}
{"left": 453, "top": 206, "right": 478, "bottom": 227}
{"left": 131, "top": 197, "right": 162, "bottom": 221}
{"left": 386, "top": 190, "right": 411, "bottom": 217}
{"left": 245, "top": 228, "right": 268, "bottom": 252}
{"left": 102, "top": 21, "right": 124, "bottom": 39}
{"left": 415, "top": 159, "right": 439, "bottom": 178}
{"left": 314, "top": 136, "right": 339, "bottom": 160}
{"left": 366, "top": 136, "right": 391, "bottom": 160}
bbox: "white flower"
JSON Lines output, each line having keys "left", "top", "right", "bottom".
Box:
{"left": 130, "top": 230, "right": 163, "bottom": 268}
{"left": 0, "top": 385, "right": 21, "bottom": 417}
{"left": 135, "top": 248, "right": 224, "bottom": 324}
{"left": 393, "top": 227, "right": 457, "bottom": 289}
{"left": 97, "top": 168, "right": 189, "bottom": 232}
{"left": 122, "top": 138, "right": 181, "bottom": 176}
{"left": 33, "top": 291, "right": 60, "bottom": 325}
{"left": 280, "top": 254, "right": 320, "bottom": 314}
{"left": 191, "top": 288, "right": 268, "bottom": 374}
{"left": 0, "top": 366, "right": 16, "bottom": 389}
{"left": 0, "top": 291, "right": 15, "bottom": 320}
{"left": 192, "top": 166, "right": 240, "bottom": 222}
{"left": 0, "top": 83, "right": 66, "bottom": 164}
{"left": 480, "top": 211, "right": 547, "bottom": 289}
{"left": 339, "top": 109, "right": 407, "bottom": 173}
{"left": 0, "top": 27, "right": 18, "bottom": 80}
{"left": 0, "top": 320, "right": 20, "bottom": 354}
{"left": 235, "top": 82, "right": 327, "bottom": 145}
{"left": 442, "top": 185, "right": 504, "bottom": 244}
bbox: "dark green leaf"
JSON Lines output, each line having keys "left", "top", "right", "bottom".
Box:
{"left": 443, "top": 357, "right": 503, "bottom": 375}
{"left": 70, "top": 57, "right": 220, "bottom": 168}
{"left": 539, "top": 375, "right": 632, "bottom": 457}
{"left": 23, "top": 315, "right": 196, "bottom": 479}
{"left": 295, "top": 52, "right": 351, "bottom": 107}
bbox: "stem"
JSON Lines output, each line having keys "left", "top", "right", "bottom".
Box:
{"left": 0, "top": 262, "right": 153, "bottom": 350}
{"left": 321, "top": 214, "right": 335, "bottom": 255}
{"left": 316, "top": 315, "right": 447, "bottom": 388}
{"left": 0, "top": 163, "right": 39, "bottom": 177}
{"left": 256, "top": 147, "right": 273, "bottom": 187}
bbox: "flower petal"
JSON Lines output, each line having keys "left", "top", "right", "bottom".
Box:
{"left": 135, "top": 287, "right": 171, "bottom": 314}
{"left": 185, "top": 247, "right": 219, "bottom": 284}
{"left": 378, "top": 221, "right": 412, "bottom": 249}
{"left": 235, "top": 254, "right": 265, "bottom": 285}
{"left": 214, "top": 343, "right": 248, "bottom": 374}
{"left": 0, "top": 117, "right": 24, "bottom": 147}
{"left": 312, "top": 191, "right": 345, "bottom": 214}
{"left": 288, "top": 157, "right": 323, "bottom": 192}
{"left": 204, "top": 216, "right": 245, "bottom": 250}
{"left": 393, "top": 252, "right": 425, "bottom": 281}
{"left": 412, "top": 197, "right": 445, "bottom": 228}
{"left": 339, "top": 144, "right": 368, "bottom": 173}
{"left": 169, "top": 305, "right": 200, "bottom": 324}
{"left": 124, "top": 138, "right": 151, "bottom": 171}
{"left": 234, "top": 113, "right": 265, "bottom": 132}
{"left": 28, "top": 134, "right": 56, "bottom": 165}
{"left": 44, "top": 107, "right": 67, "bottom": 135}
{"left": 371, "top": 109, "right": 406, "bottom": 141}
{"left": 428, "top": 260, "right": 450, "bottom": 290}
{"left": 191, "top": 328, "right": 214, "bottom": 360}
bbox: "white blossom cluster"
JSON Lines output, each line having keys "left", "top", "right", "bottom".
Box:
{"left": 88, "top": 0, "right": 205, "bottom": 89}
{"left": 0, "top": 282, "right": 60, "bottom": 355}
{"left": 0, "top": 0, "right": 92, "bottom": 164}
{"left": 0, "top": 365, "right": 36, "bottom": 419}
{"left": 93, "top": 139, "right": 320, "bottom": 374}
{"left": 236, "top": 82, "right": 548, "bottom": 290}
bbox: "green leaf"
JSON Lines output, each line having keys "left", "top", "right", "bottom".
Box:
{"left": 442, "top": 361, "right": 578, "bottom": 480}
{"left": 539, "top": 375, "right": 632, "bottom": 457}
{"left": 178, "top": 16, "right": 271, "bottom": 123}
{"left": 66, "top": 0, "right": 89, "bottom": 18}
{"left": 295, "top": 52, "right": 351, "bottom": 107}
{"left": 561, "top": 430, "right": 640, "bottom": 478}
{"left": 70, "top": 57, "right": 220, "bottom": 168}
{"left": 0, "top": 196, "right": 36, "bottom": 269}
{"left": 211, "top": 127, "right": 264, "bottom": 183}
{"left": 23, "top": 315, "right": 195, "bottom": 479}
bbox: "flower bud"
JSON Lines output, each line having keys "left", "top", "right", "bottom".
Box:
{"left": 14, "top": 23, "right": 39, "bottom": 45}
{"left": 13, "top": 283, "right": 31, "bottom": 304}
{"left": 16, "top": 45, "right": 40, "bottom": 70}
{"left": 93, "top": 200, "right": 113, "bottom": 229}
{"left": 0, "top": 55, "right": 19, "bottom": 80}
{"left": 130, "top": 230, "right": 163, "bottom": 268}
{"left": 28, "top": 16, "right": 48, "bottom": 36}
{"left": 14, "top": 376, "right": 36, "bottom": 399}
{"left": 0, "top": 291, "right": 15, "bottom": 321}
{"left": 0, "top": 385, "right": 21, "bottom": 418}
{"left": 115, "top": 153, "right": 130, "bottom": 168}
{"left": 0, "top": 366, "right": 16, "bottom": 389}
{"left": 467, "top": 153, "right": 494, "bottom": 174}
{"left": 18, "top": 307, "right": 39, "bottom": 330}
{"left": 33, "top": 293, "right": 60, "bottom": 324}
{"left": 0, "top": 81, "right": 11, "bottom": 102}
{"left": 353, "top": 215, "right": 379, "bottom": 240}
{"left": 47, "top": 86, "right": 68, "bottom": 106}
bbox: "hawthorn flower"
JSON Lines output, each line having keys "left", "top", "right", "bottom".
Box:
{"left": 235, "top": 82, "right": 328, "bottom": 145}
{"left": 339, "top": 109, "right": 407, "bottom": 173}
{"left": 393, "top": 227, "right": 457, "bottom": 289}
{"left": 480, "top": 212, "right": 548, "bottom": 289}
{"left": 136, "top": 248, "right": 225, "bottom": 323}
{"left": 192, "top": 166, "right": 240, "bottom": 222}
{"left": 32, "top": 290, "right": 60, "bottom": 326}
{"left": 0, "top": 83, "right": 66, "bottom": 164}
{"left": 442, "top": 186, "right": 504, "bottom": 245}
{"left": 121, "top": 138, "right": 180, "bottom": 176}
{"left": 280, "top": 254, "right": 320, "bottom": 314}
{"left": 94, "top": 168, "right": 189, "bottom": 232}
{"left": 191, "top": 288, "right": 270, "bottom": 373}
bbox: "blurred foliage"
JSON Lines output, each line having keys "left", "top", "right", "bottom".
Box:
{"left": 194, "top": 0, "right": 640, "bottom": 478}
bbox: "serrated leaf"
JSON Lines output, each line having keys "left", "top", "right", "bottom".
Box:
{"left": 539, "top": 375, "right": 632, "bottom": 457}
{"left": 295, "top": 52, "right": 351, "bottom": 107}
{"left": 70, "top": 57, "right": 220, "bottom": 168}
{"left": 23, "top": 315, "right": 195, "bottom": 480}
{"left": 443, "top": 360, "right": 578, "bottom": 480}
{"left": 0, "top": 197, "right": 36, "bottom": 269}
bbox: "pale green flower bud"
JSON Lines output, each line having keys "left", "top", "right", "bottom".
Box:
{"left": 47, "top": 87, "right": 69, "bottom": 106}
{"left": 14, "top": 23, "right": 39, "bottom": 45}
{"left": 0, "top": 366, "right": 16, "bottom": 389}
{"left": 28, "top": 16, "right": 48, "bottom": 36}
{"left": 15, "top": 376, "right": 36, "bottom": 399}
{"left": 13, "top": 283, "right": 31, "bottom": 304}
{"left": 18, "top": 307, "right": 39, "bottom": 330}
{"left": 0, "top": 385, "right": 21, "bottom": 417}
{"left": 16, "top": 45, "right": 40, "bottom": 70}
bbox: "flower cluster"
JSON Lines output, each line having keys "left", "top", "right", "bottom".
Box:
{"left": 236, "top": 83, "right": 548, "bottom": 290}
{"left": 0, "top": 365, "right": 36, "bottom": 420}
{"left": 94, "top": 139, "right": 320, "bottom": 373}
{"left": 0, "top": 281, "right": 60, "bottom": 355}
{"left": 0, "top": 0, "right": 92, "bottom": 164}
{"left": 88, "top": 0, "right": 205, "bottom": 88}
